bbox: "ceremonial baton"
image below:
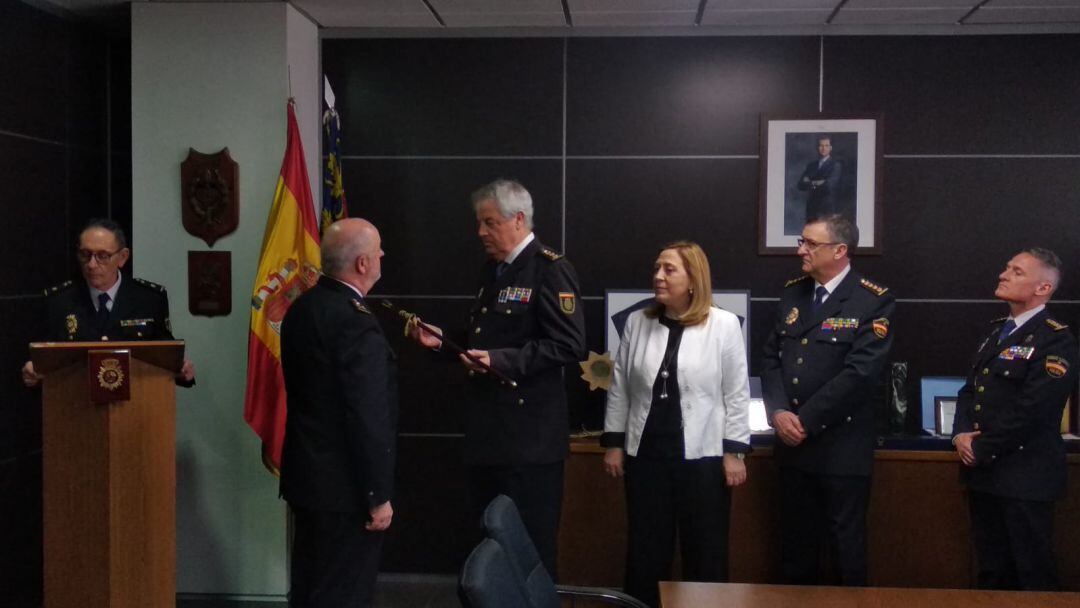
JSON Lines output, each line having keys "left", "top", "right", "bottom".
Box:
{"left": 380, "top": 300, "right": 518, "bottom": 388}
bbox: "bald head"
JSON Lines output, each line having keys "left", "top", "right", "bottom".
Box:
{"left": 321, "top": 218, "right": 383, "bottom": 293}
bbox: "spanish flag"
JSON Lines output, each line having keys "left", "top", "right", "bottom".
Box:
{"left": 244, "top": 100, "right": 321, "bottom": 473}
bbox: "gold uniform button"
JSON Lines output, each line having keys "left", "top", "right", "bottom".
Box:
{"left": 796, "top": 357, "right": 804, "bottom": 365}
{"left": 468, "top": 370, "right": 476, "bottom": 377}
{"left": 977, "top": 386, "right": 985, "bottom": 393}
{"left": 831, "top": 337, "right": 837, "bottom": 342}
{"left": 780, "top": 330, "right": 786, "bottom": 335}
{"left": 801, "top": 338, "right": 808, "bottom": 345}
{"left": 1003, "top": 370, "right": 1010, "bottom": 376}
{"left": 982, "top": 368, "right": 989, "bottom": 375}
{"left": 791, "top": 398, "right": 799, "bottom": 406}
{"left": 505, "top": 309, "right": 512, "bottom": 314}
{"left": 481, "top": 307, "right": 488, "bottom": 314}
{"left": 792, "top": 378, "right": 799, "bottom": 385}
{"left": 517, "top": 398, "right": 525, "bottom": 406}
{"left": 973, "top": 423, "right": 980, "bottom": 431}
{"left": 474, "top": 327, "right": 482, "bottom": 334}
{"left": 974, "top": 404, "right": 981, "bottom": 412}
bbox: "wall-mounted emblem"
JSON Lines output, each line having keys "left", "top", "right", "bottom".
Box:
{"left": 181, "top": 148, "right": 239, "bottom": 247}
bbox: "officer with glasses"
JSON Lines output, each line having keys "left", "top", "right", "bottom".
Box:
{"left": 22, "top": 218, "right": 195, "bottom": 387}
{"left": 761, "top": 214, "right": 894, "bottom": 586}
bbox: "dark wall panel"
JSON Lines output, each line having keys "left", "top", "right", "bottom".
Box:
{"left": 323, "top": 38, "right": 564, "bottom": 156}
{"left": 864, "top": 157, "right": 1080, "bottom": 299}
{"left": 344, "top": 158, "right": 564, "bottom": 294}
{"left": 326, "top": 33, "right": 1080, "bottom": 574}
{"left": 567, "top": 37, "right": 820, "bottom": 156}
{"left": 0, "top": 2, "right": 69, "bottom": 142}
{"left": 825, "top": 36, "right": 1080, "bottom": 155}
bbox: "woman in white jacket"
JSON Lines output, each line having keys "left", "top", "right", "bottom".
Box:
{"left": 601, "top": 241, "right": 751, "bottom": 607}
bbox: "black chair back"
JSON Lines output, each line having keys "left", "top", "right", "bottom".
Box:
{"left": 482, "top": 494, "right": 561, "bottom": 608}
{"left": 459, "top": 537, "right": 533, "bottom": 608}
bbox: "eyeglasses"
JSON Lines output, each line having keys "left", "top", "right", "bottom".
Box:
{"left": 77, "top": 249, "right": 123, "bottom": 264}
{"left": 796, "top": 238, "right": 838, "bottom": 251}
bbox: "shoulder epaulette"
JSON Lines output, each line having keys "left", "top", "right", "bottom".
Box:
{"left": 43, "top": 280, "right": 73, "bottom": 296}
{"left": 1046, "top": 318, "right": 1069, "bottom": 332}
{"left": 990, "top": 316, "right": 1008, "bottom": 324}
{"left": 133, "top": 277, "right": 166, "bottom": 293}
{"left": 352, "top": 299, "right": 372, "bottom": 315}
{"left": 784, "top": 275, "right": 810, "bottom": 288}
{"left": 540, "top": 247, "right": 564, "bottom": 262}
{"left": 859, "top": 278, "right": 889, "bottom": 296}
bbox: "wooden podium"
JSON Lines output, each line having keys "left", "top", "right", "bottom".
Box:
{"left": 30, "top": 340, "right": 184, "bottom": 608}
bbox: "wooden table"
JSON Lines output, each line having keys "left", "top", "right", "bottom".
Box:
{"left": 659, "top": 581, "right": 1080, "bottom": 608}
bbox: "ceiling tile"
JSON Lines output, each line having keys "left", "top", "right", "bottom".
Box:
{"left": 847, "top": 0, "right": 977, "bottom": 7}
{"left": 832, "top": 8, "right": 971, "bottom": 24}
{"left": 708, "top": 0, "right": 836, "bottom": 8}
{"left": 440, "top": 12, "right": 568, "bottom": 27}
{"left": 569, "top": 0, "right": 699, "bottom": 10}
{"left": 294, "top": 0, "right": 440, "bottom": 28}
{"left": 429, "top": 0, "right": 560, "bottom": 12}
{"left": 573, "top": 11, "right": 698, "bottom": 26}
{"left": 989, "top": 0, "right": 1080, "bottom": 7}
{"left": 966, "top": 7, "right": 1080, "bottom": 22}
{"left": 700, "top": 9, "right": 832, "bottom": 25}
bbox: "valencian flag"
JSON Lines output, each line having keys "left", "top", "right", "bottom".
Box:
{"left": 320, "top": 76, "right": 348, "bottom": 234}
{"left": 244, "top": 100, "right": 321, "bottom": 473}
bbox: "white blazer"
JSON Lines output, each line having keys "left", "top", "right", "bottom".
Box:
{"left": 604, "top": 306, "right": 751, "bottom": 458}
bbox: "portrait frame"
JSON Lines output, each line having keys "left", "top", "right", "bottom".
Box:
{"left": 758, "top": 114, "right": 884, "bottom": 255}
{"left": 934, "top": 396, "right": 958, "bottom": 436}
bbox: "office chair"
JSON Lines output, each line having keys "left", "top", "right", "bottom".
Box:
{"left": 482, "top": 494, "right": 649, "bottom": 608}
{"left": 459, "top": 537, "right": 533, "bottom": 608}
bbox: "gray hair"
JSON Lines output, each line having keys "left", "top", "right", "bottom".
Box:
{"left": 1023, "top": 247, "right": 1063, "bottom": 289}
{"left": 321, "top": 226, "right": 375, "bottom": 278}
{"left": 814, "top": 214, "right": 859, "bottom": 249}
{"left": 471, "top": 179, "right": 534, "bottom": 230}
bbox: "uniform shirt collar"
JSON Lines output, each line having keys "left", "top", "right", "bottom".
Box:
{"left": 328, "top": 276, "right": 365, "bottom": 299}
{"left": 88, "top": 273, "right": 122, "bottom": 311}
{"left": 814, "top": 263, "right": 851, "bottom": 300}
{"left": 1009, "top": 304, "right": 1045, "bottom": 332}
{"left": 503, "top": 232, "right": 535, "bottom": 266}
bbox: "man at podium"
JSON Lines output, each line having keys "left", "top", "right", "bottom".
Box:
{"left": 21, "top": 218, "right": 195, "bottom": 387}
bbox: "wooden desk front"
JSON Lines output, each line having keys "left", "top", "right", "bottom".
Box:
{"left": 658, "top": 581, "right": 1080, "bottom": 608}
{"left": 558, "top": 439, "right": 1080, "bottom": 590}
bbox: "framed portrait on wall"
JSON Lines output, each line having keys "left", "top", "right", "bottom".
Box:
{"left": 758, "top": 115, "right": 883, "bottom": 255}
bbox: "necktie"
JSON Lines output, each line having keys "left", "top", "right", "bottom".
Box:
{"left": 95, "top": 293, "right": 111, "bottom": 332}
{"left": 998, "top": 319, "right": 1016, "bottom": 344}
{"left": 495, "top": 262, "right": 510, "bottom": 279}
{"left": 812, "top": 286, "right": 828, "bottom": 311}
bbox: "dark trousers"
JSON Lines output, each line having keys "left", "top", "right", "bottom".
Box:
{"left": 969, "top": 491, "right": 1058, "bottom": 591}
{"left": 468, "top": 461, "right": 564, "bottom": 578}
{"left": 289, "top": 505, "right": 384, "bottom": 608}
{"left": 623, "top": 456, "right": 732, "bottom": 608}
{"left": 780, "top": 467, "right": 870, "bottom": 586}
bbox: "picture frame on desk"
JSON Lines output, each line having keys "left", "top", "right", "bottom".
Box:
{"left": 935, "top": 396, "right": 957, "bottom": 436}
{"left": 758, "top": 114, "right": 883, "bottom": 254}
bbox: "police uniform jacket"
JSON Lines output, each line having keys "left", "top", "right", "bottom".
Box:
{"left": 952, "top": 310, "right": 1077, "bottom": 502}
{"left": 463, "top": 238, "right": 586, "bottom": 466}
{"left": 762, "top": 270, "right": 895, "bottom": 476}
{"left": 280, "top": 276, "right": 398, "bottom": 512}
{"left": 44, "top": 276, "right": 176, "bottom": 341}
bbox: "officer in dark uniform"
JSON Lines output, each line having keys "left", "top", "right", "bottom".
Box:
{"left": 22, "top": 219, "right": 195, "bottom": 387}
{"left": 761, "top": 214, "right": 894, "bottom": 586}
{"left": 280, "top": 219, "right": 397, "bottom": 608}
{"left": 952, "top": 248, "right": 1077, "bottom": 591}
{"left": 411, "top": 179, "right": 586, "bottom": 577}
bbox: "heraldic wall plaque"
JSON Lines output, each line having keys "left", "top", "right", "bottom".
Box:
{"left": 188, "top": 251, "right": 232, "bottom": 317}
{"left": 181, "top": 147, "right": 239, "bottom": 247}
{"left": 88, "top": 349, "right": 130, "bottom": 403}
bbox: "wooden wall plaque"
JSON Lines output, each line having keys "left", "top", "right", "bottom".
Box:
{"left": 188, "top": 251, "right": 232, "bottom": 317}
{"left": 181, "top": 148, "right": 239, "bottom": 247}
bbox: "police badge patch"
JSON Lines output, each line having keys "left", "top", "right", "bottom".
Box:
{"left": 1045, "top": 355, "right": 1068, "bottom": 378}
{"left": 872, "top": 318, "right": 889, "bottom": 339}
{"left": 559, "top": 292, "right": 576, "bottom": 314}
